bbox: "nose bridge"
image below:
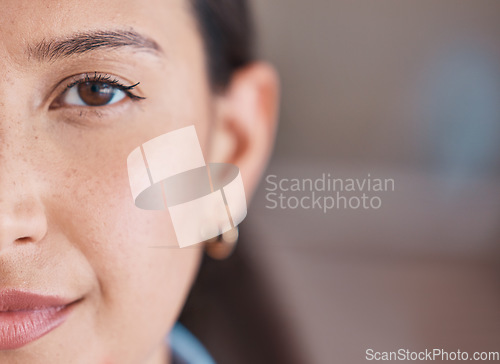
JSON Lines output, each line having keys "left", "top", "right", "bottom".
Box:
{"left": 0, "top": 53, "right": 48, "bottom": 250}
{"left": 0, "top": 121, "right": 48, "bottom": 251}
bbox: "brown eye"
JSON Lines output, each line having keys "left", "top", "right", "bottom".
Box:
{"left": 58, "top": 80, "right": 126, "bottom": 107}
{"left": 77, "top": 82, "right": 116, "bottom": 106}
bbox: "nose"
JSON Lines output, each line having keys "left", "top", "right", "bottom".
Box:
{"left": 0, "top": 76, "right": 49, "bottom": 252}
{"left": 0, "top": 194, "right": 48, "bottom": 250}
{"left": 0, "top": 152, "right": 48, "bottom": 251}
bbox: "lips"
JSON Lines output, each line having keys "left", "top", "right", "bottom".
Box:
{"left": 0, "top": 290, "right": 77, "bottom": 350}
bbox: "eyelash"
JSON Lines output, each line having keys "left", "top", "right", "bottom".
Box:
{"left": 62, "top": 72, "right": 145, "bottom": 102}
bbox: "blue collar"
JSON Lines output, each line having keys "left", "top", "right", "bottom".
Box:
{"left": 168, "top": 322, "right": 216, "bottom": 364}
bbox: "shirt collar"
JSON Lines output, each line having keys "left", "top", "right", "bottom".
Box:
{"left": 168, "top": 322, "right": 216, "bottom": 364}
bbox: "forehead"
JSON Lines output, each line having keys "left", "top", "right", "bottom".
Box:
{"left": 0, "top": 0, "right": 196, "bottom": 61}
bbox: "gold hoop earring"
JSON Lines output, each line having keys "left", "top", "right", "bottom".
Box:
{"left": 204, "top": 227, "right": 239, "bottom": 260}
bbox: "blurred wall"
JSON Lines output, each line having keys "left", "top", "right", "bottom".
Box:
{"left": 253, "top": 0, "right": 500, "bottom": 171}
{"left": 244, "top": 2, "right": 500, "bottom": 363}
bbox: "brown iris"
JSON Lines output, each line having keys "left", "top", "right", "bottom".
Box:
{"left": 77, "top": 82, "right": 116, "bottom": 106}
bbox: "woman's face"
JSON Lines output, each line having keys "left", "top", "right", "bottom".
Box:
{"left": 0, "top": 0, "right": 269, "bottom": 363}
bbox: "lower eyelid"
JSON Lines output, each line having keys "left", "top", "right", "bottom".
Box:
{"left": 53, "top": 102, "right": 133, "bottom": 126}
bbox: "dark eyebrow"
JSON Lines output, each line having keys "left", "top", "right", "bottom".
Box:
{"left": 27, "top": 29, "right": 162, "bottom": 62}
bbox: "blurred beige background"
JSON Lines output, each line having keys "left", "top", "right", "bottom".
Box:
{"left": 243, "top": 1, "right": 500, "bottom": 363}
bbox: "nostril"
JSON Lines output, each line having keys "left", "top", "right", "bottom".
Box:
{"left": 15, "top": 236, "right": 33, "bottom": 243}
{"left": 0, "top": 199, "right": 48, "bottom": 247}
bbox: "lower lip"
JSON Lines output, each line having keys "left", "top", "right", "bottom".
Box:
{"left": 0, "top": 304, "right": 75, "bottom": 350}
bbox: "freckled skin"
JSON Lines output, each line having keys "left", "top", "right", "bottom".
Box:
{"left": 0, "top": 1, "right": 279, "bottom": 363}
{"left": 0, "top": 1, "right": 210, "bottom": 363}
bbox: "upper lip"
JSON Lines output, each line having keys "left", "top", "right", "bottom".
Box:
{"left": 0, "top": 290, "right": 75, "bottom": 312}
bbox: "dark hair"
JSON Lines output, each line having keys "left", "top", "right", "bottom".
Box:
{"left": 179, "top": 232, "right": 307, "bottom": 364}
{"left": 190, "top": 0, "right": 255, "bottom": 90}
{"left": 181, "top": 3, "right": 305, "bottom": 363}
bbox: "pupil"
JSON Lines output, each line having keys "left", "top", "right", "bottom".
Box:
{"left": 90, "top": 84, "right": 101, "bottom": 93}
{"left": 78, "top": 82, "right": 115, "bottom": 106}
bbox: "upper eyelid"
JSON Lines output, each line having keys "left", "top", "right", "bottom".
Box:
{"left": 65, "top": 73, "right": 133, "bottom": 90}
{"left": 65, "top": 73, "right": 144, "bottom": 96}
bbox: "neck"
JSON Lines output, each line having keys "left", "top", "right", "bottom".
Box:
{"left": 146, "top": 341, "right": 170, "bottom": 364}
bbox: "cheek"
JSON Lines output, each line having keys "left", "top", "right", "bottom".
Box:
{"left": 45, "top": 134, "right": 202, "bottom": 354}
{"left": 61, "top": 150, "right": 200, "bottom": 287}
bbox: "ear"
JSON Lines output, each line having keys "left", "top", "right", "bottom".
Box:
{"left": 207, "top": 62, "right": 280, "bottom": 201}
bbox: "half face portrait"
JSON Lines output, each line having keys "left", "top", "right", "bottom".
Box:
{"left": 0, "top": 1, "right": 279, "bottom": 363}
